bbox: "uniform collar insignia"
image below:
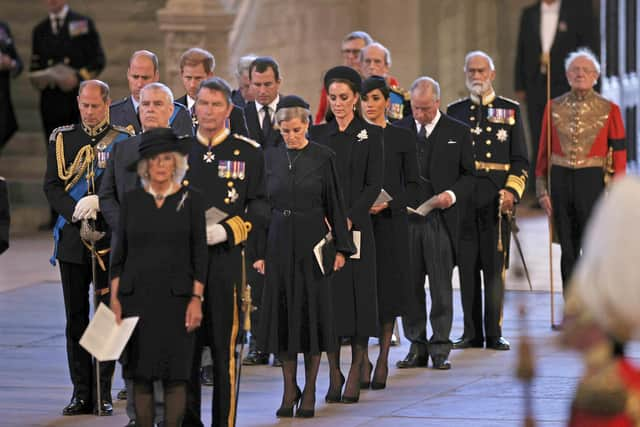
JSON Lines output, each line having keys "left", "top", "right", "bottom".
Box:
{"left": 470, "top": 89, "right": 496, "bottom": 106}
{"left": 81, "top": 116, "right": 109, "bottom": 137}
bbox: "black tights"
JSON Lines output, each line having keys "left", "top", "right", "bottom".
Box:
{"left": 279, "top": 352, "right": 320, "bottom": 411}
{"left": 134, "top": 380, "right": 186, "bottom": 427}
{"left": 363, "top": 321, "right": 393, "bottom": 384}
{"left": 327, "top": 336, "right": 368, "bottom": 399}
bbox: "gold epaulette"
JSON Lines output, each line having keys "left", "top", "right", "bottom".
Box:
{"left": 48, "top": 124, "right": 75, "bottom": 144}
{"left": 112, "top": 124, "right": 135, "bottom": 136}
{"left": 390, "top": 85, "right": 410, "bottom": 100}
{"left": 447, "top": 97, "right": 470, "bottom": 109}
{"left": 498, "top": 95, "right": 520, "bottom": 106}
{"left": 505, "top": 169, "right": 528, "bottom": 200}
{"left": 233, "top": 133, "right": 260, "bottom": 148}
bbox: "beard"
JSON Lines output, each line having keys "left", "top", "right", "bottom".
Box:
{"left": 465, "top": 78, "right": 492, "bottom": 97}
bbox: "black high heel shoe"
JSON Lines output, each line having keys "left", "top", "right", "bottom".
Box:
{"left": 325, "top": 372, "right": 345, "bottom": 403}
{"left": 295, "top": 394, "right": 315, "bottom": 419}
{"left": 371, "top": 363, "right": 388, "bottom": 390}
{"left": 275, "top": 386, "right": 301, "bottom": 418}
{"left": 359, "top": 361, "right": 373, "bottom": 389}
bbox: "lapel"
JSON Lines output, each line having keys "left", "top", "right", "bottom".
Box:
{"left": 552, "top": 0, "right": 570, "bottom": 52}
{"left": 124, "top": 97, "right": 141, "bottom": 134}
{"left": 244, "top": 102, "right": 262, "bottom": 143}
{"left": 531, "top": 3, "right": 542, "bottom": 54}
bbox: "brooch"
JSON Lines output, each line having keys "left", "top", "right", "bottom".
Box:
{"left": 356, "top": 129, "right": 368, "bottom": 142}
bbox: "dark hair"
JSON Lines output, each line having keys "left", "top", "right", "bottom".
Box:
{"left": 129, "top": 50, "right": 159, "bottom": 74}
{"left": 78, "top": 79, "right": 110, "bottom": 102}
{"left": 249, "top": 56, "right": 281, "bottom": 81}
{"left": 325, "top": 79, "right": 362, "bottom": 121}
{"left": 180, "top": 47, "right": 215, "bottom": 74}
{"left": 196, "top": 77, "right": 232, "bottom": 106}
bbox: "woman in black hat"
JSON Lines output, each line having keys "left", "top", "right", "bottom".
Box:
{"left": 254, "top": 95, "right": 354, "bottom": 417}
{"left": 110, "top": 128, "right": 208, "bottom": 427}
{"left": 309, "top": 66, "right": 383, "bottom": 404}
{"left": 359, "top": 76, "right": 420, "bottom": 389}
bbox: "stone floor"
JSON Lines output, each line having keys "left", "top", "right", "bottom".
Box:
{"left": 2, "top": 210, "right": 634, "bottom": 426}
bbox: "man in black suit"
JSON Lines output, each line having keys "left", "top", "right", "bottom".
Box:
{"left": 394, "top": 77, "right": 474, "bottom": 370}
{"left": 231, "top": 54, "right": 257, "bottom": 108}
{"left": 244, "top": 56, "right": 283, "bottom": 149}
{"left": 176, "top": 47, "right": 248, "bottom": 137}
{"left": 448, "top": 51, "right": 529, "bottom": 351}
{"left": 110, "top": 50, "right": 192, "bottom": 137}
{"left": 0, "top": 20, "right": 22, "bottom": 152}
{"left": 515, "top": 0, "right": 597, "bottom": 190}
{"left": 43, "top": 80, "right": 131, "bottom": 417}
{"left": 31, "top": 0, "right": 105, "bottom": 229}
{"left": 99, "top": 82, "right": 176, "bottom": 427}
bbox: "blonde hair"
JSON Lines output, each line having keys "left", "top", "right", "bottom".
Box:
{"left": 137, "top": 152, "right": 189, "bottom": 187}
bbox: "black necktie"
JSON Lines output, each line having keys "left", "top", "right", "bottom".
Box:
{"left": 56, "top": 17, "right": 64, "bottom": 34}
{"left": 418, "top": 124, "right": 427, "bottom": 142}
{"left": 262, "top": 105, "right": 272, "bottom": 139}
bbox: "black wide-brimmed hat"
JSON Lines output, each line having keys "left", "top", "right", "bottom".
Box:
{"left": 323, "top": 66, "right": 362, "bottom": 92}
{"left": 127, "top": 128, "right": 190, "bottom": 171}
{"left": 276, "top": 95, "right": 310, "bottom": 111}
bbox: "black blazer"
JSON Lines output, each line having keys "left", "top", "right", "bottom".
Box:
{"left": 394, "top": 113, "right": 474, "bottom": 253}
{"left": 109, "top": 96, "right": 193, "bottom": 137}
{"left": 514, "top": 0, "right": 597, "bottom": 102}
{"left": 0, "top": 21, "right": 22, "bottom": 147}
{"left": 244, "top": 100, "right": 283, "bottom": 148}
{"left": 175, "top": 94, "right": 249, "bottom": 137}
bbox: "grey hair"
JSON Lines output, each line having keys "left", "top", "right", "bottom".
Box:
{"left": 343, "top": 30, "right": 373, "bottom": 45}
{"left": 275, "top": 107, "right": 311, "bottom": 125}
{"left": 140, "top": 82, "right": 174, "bottom": 104}
{"left": 236, "top": 54, "right": 258, "bottom": 77}
{"left": 410, "top": 76, "right": 441, "bottom": 101}
{"left": 137, "top": 152, "right": 189, "bottom": 187}
{"left": 360, "top": 42, "right": 392, "bottom": 67}
{"left": 565, "top": 47, "right": 601, "bottom": 74}
{"left": 463, "top": 50, "right": 496, "bottom": 71}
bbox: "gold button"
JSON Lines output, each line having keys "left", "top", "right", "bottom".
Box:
{"left": 233, "top": 149, "right": 240, "bottom": 156}
{"left": 485, "top": 168, "right": 490, "bottom": 172}
{"left": 224, "top": 198, "right": 230, "bottom": 204}
{"left": 182, "top": 179, "right": 189, "bottom": 186}
{"left": 470, "top": 105, "right": 476, "bottom": 110}
{"left": 227, "top": 181, "right": 234, "bottom": 187}
{"left": 486, "top": 126, "right": 492, "bottom": 132}
{"left": 470, "top": 116, "right": 475, "bottom": 121}
{"left": 488, "top": 103, "right": 493, "bottom": 108}
{"left": 486, "top": 152, "right": 492, "bottom": 159}
{"left": 472, "top": 141, "right": 476, "bottom": 146}
{"left": 486, "top": 140, "right": 491, "bottom": 145}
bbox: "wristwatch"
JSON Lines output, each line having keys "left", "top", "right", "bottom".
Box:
{"left": 192, "top": 293, "right": 204, "bottom": 303}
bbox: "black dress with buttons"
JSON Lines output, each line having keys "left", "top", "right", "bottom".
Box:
{"left": 310, "top": 116, "right": 383, "bottom": 338}
{"left": 258, "top": 142, "right": 355, "bottom": 354}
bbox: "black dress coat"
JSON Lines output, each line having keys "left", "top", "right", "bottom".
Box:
{"left": 175, "top": 94, "right": 249, "bottom": 137}
{"left": 310, "top": 116, "right": 383, "bottom": 338}
{"left": 111, "top": 186, "right": 207, "bottom": 381}
{"left": 372, "top": 124, "right": 421, "bottom": 322}
{"left": 394, "top": 114, "right": 475, "bottom": 257}
{"left": 0, "top": 21, "right": 22, "bottom": 148}
{"left": 30, "top": 9, "right": 105, "bottom": 140}
{"left": 244, "top": 101, "right": 283, "bottom": 148}
{"left": 258, "top": 142, "right": 355, "bottom": 354}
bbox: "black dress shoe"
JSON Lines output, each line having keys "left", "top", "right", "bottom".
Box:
{"left": 95, "top": 399, "right": 114, "bottom": 416}
{"left": 431, "top": 357, "right": 452, "bottom": 370}
{"left": 117, "top": 387, "right": 127, "bottom": 400}
{"left": 242, "top": 350, "right": 269, "bottom": 366}
{"left": 62, "top": 396, "right": 93, "bottom": 416}
{"left": 452, "top": 337, "right": 484, "bottom": 349}
{"left": 396, "top": 352, "right": 428, "bottom": 369}
{"left": 124, "top": 420, "right": 136, "bottom": 427}
{"left": 272, "top": 355, "right": 283, "bottom": 367}
{"left": 486, "top": 337, "right": 510, "bottom": 351}
{"left": 200, "top": 365, "right": 214, "bottom": 386}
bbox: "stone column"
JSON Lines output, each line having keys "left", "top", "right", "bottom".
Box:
{"left": 157, "top": 0, "right": 236, "bottom": 96}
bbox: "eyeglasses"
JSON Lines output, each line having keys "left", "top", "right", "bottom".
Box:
{"left": 568, "top": 66, "right": 597, "bottom": 74}
{"left": 341, "top": 49, "right": 361, "bottom": 56}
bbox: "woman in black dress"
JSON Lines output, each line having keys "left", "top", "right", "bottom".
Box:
{"left": 110, "top": 128, "right": 208, "bottom": 427}
{"left": 254, "top": 95, "right": 354, "bottom": 418}
{"left": 360, "top": 76, "right": 421, "bottom": 389}
{"left": 309, "top": 66, "right": 383, "bottom": 403}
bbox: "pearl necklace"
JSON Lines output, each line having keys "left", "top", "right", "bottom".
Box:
{"left": 148, "top": 182, "right": 174, "bottom": 201}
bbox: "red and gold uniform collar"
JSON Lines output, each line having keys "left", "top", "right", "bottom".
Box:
{"left": 197, "top": 128, "right": 230, "bottom": 148}
{"left": 470, "top": 89, "right": 496, "bottom": 106}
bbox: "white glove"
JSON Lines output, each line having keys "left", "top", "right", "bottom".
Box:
{"left": 206, "top": 223, "right": 227, "bottom": 246}
{"left": 72, "top": 195, "right": 100, "bottom": 222}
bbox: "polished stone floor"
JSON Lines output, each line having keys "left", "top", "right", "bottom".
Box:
{"left": 1, "top": 213, "right": 635, "bottom": 426}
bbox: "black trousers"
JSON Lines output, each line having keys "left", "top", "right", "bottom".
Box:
{"left": 457, "top": 179, "right": 508, "bottom": 342}
{"left": 550, "top": 166, "right": 604, "bottom": 293}
{"left": 184, "top": 245, "right": 242, "bottom": 427}
{"left": 59, "top": 260, "right": 115, "bottom": 402}
{"left": 245, "top": 264, "right": 264, "bottom": 353}
{"left": 401, "top": 212, "right": 454, "bottom": 361}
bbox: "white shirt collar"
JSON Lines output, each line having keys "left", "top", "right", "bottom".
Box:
{"left": 256, "top": 95, "right": 280, "bottom": 115}
{"left": 416, "top": 110, "right": 441, "bottom": 135}
{"left": 187, "top": 95, "right": 196, "bottom": 111}
{"left": 50, "top": 4, "right": 69, "bottom": 22}
{"left": 541, "top": 0, "right": 561, "bottom": 13}
{"left": 131, "top": 96, "right": 140, "bottom": 112}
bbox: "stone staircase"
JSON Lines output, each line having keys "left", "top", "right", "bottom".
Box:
{"left": 2, "top": 0, "right": 167, "bottom": 233}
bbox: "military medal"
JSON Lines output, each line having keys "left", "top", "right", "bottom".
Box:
{"left": 227, "top": 187, "right": 239, "bottom": 203}
{"left": 95, "top": 141, "right": 109, "bottom": 169}
{"left": 471, "top": 126, "right": 482, "bottom": 135}
{"left": 496, "top": 128, "right": 508, "bottom": 142}
{"left": 203, "top": 151, "right": 215, "bottom": 163}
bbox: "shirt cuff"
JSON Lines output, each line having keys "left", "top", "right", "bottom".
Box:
{"left": 445, "top": 190, "right": 456, "bottom": 205}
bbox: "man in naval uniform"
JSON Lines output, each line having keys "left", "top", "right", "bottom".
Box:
{"left": 183, "top": 77, "right": 266, "bottom": 427}
{"left": 447, "top": 50, "right": 529, "bottom": 351}
{"left": 43, "top": 79, "right": 131, "bottom": 416}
